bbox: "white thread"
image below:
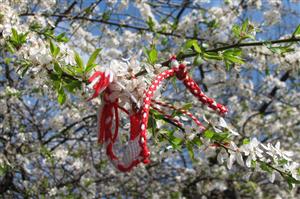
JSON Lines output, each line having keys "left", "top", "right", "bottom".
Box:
{"left": 88, "top": 76, "right": 101, "bottom": 89}
{"left": 109, "top": 71, "right": 114, "bottom": 82}
{"left": 212, "top": 101, "right": 217, "bottom": 107}
{"left": 171, "top": 60, "right": 179, "bottom": 68}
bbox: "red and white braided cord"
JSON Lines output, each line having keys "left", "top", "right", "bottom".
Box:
{"left": 90, "top": 56, "right": 228, "bottom": 172}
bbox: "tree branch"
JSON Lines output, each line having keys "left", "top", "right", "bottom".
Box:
{"left": 176, "top": 37, "right": 300, "bottom": 61}
{"left": 20, "top": 13, "right": 205, "bottom": 41}
{"left": 52, "top": 1, "right": 77, "bottom": 29}
{"left": 159, "top": 36, "right": 300, "bottom": 66}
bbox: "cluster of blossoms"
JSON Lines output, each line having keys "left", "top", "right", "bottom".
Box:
{"left": 89, "top": 58, "right": 170, "bottom": 108}
{"left": 1, "top": 0, "right": 300, "bottom": 198}
{"left": 92, "top": 59, "right": 145, "bottom": 106}
{"left": 218, "top": 138, "right": 299, "bottom": 183}
{"left": 0, "top": 2, "right": 77, "bottom": 93}
{"left": 173, "top": 114, "right": 300, "bottom": 186}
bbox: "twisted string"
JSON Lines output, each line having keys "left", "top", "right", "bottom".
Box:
{"left": 151, "top": 100, "right": 205, "bottom": 131}
{"left": 150, "top": 104, "right": 184, "bottom": 128}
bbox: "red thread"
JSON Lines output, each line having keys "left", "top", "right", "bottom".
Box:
{"left": 150, "top": 105, "right": 184, "bottom": 128}
{"left": 151, "top": 100, "right": 205, "bottom": 130}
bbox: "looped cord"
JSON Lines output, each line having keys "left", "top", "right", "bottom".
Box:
{"left": 89, "top": 56, "right": 228, "bottom": 172}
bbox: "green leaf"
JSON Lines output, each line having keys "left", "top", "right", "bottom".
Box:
{"left": 61, "top": 67, "right": 72, "bottom": 76}
{"left": 86, "top": 48, "right": 101, "bottom": 69}
{"left": 203, "top": 129, "right": 229, "bottom": 142}
{"left": 224, "top": 54, "right": 245, "bottom": 64}
{"left": 8, "top": 28, "right": 28, "bottom": 49}
{"left": 204, "top": 129, "right": 215, "bottom": 139}
{"left": 232, "top": 24, "right": 241, "bottom": 38}
{"left": 53, "top": 46, "right": 60, "bottom": 57}
{"left": 49, "top": 73, "right": 59, "bottom": 81}
{"left": 181, "top": 102, "right": 193, "bottom": 110}
{"left": 170, "top": 103, "right": 188, "bottom": 117}
{"left": 20, "top": 32, "right": 28, "bottom": 43}
{"left": 149, "top": 109, "right": 163, "bottom": 120}
{"left": 171, "top": 19, "right": 179, "bottom": 31}
{"left": 169, "top": 137, "right": 182, "bottom": 150}
{"left": 259, "top": 162, "right": 272, "bottom": 173}
{"left": 53, "top": 62, "right": 62, "bottom": 75}
{"left": 223, "top": 48, "right": 242, "bottom": 56}
{"left": 57, "top": 88, "right": 66, "bottom": 105}
{"left": 4, "top": 58, "right": 11, "bottom": 65}
{"left": 191, "top": 137, "right": 203, "bottom": 147}
{"left": 242, "top": 138, "right": 250, "bottom": 145}
{"left": 185, "top": 40, "right": 201, "bottom": 53}
{"left": 43, "top": 28, "right": 55, "bottom": 39}
{"left": 203, "top": 52, "right": 223, "bottom": 60}
{"left": 171, "top": 137, "right": 182, "bottom": 146}
{"left": 65, "top": 80, "right": 81, "bottom": 93}
{"left": 102, "top": 11, "right": 111, "bottom": 21}
{"left": 146, "top": 17, "right": 155, "bottom": 31}
{"left": 144, "top": 46, "right": 158, "bottom": 65}
{"left": 207, "top": 19, "right": 218, "bottom": 28}
{"left": 231, "top": 19, "right": 255, "bottom": 40}
{"left": 147, "top": 114, "right": 157, "bottom": 138}
{"left": 223, "top": 48, "right": 244, "bottom": 67}
{"left": 149, "top": 48, "right": 158, "bottom": 64}
{"left": 224, "top": 60, "right": 231, "bottom": 71}
{"left": 170, "top": 192, "right": 181, "bottom": 199}
{"left": 74, "top": 51, "right": 84, "bottom": 70}
{"left": 0, "top": 162, "right": 11, "bottom": 177}
{"left": 193, "top": 54, "right": 203, "bottom": 66}
{"left": 10, "top": 28, "right": 28, "bottom": 47}
{"left": 49, "top": 40, "right": 56, "bottom": 55}
{"left": 241, "top": 19, "right": 249, "bottom": 33}
{"left": 56, "top": 32, "right": 69, "bottom": 42}
{"left": 85, "top": 64, "right": 97, "bottom": 74}
{"left": 49, "top": 40, "right": 60, "bottom": 57}
{"left": 284, "top": 175, "right": 300, "bottom": 190}
{"left": 6, "top": 41, "right": 15, "bottom": 53}
{"left": 265, "top": 43, "right": 294, "bottom": 54}
{"left": 11, "top": 28, "right": 18, "bottom": 41}
{"left": 211, "top": 132, "right": 230, "bottom": 142}
{"left": 187, "top": 142, "right": 196, "bottom": 162}
{"left": 251, "top": 160, "right": 257, "bottom": 168}
{"left": 161, "top": 37, "right": 168, "bottom": 46}
{"left": 278, "top": 159, "right": 288, "bottom": 165}
{"left": 40, "top": 146, "right": 53, "bottom": 160}
{"left": 29, "top": 22, "right": 42, "bottom": 31}
{"left": 165, "top": 130, "right": 183, "bottom": 150}
{"left": 265, "top": 66, "right": 270, "bottom": 76}
{"left": 293, "top": 24, "right": 300, "bottom": 38}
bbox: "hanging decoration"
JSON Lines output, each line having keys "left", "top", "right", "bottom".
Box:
{"left": 88, "top": 56, "right": 228, "bottom": 172}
